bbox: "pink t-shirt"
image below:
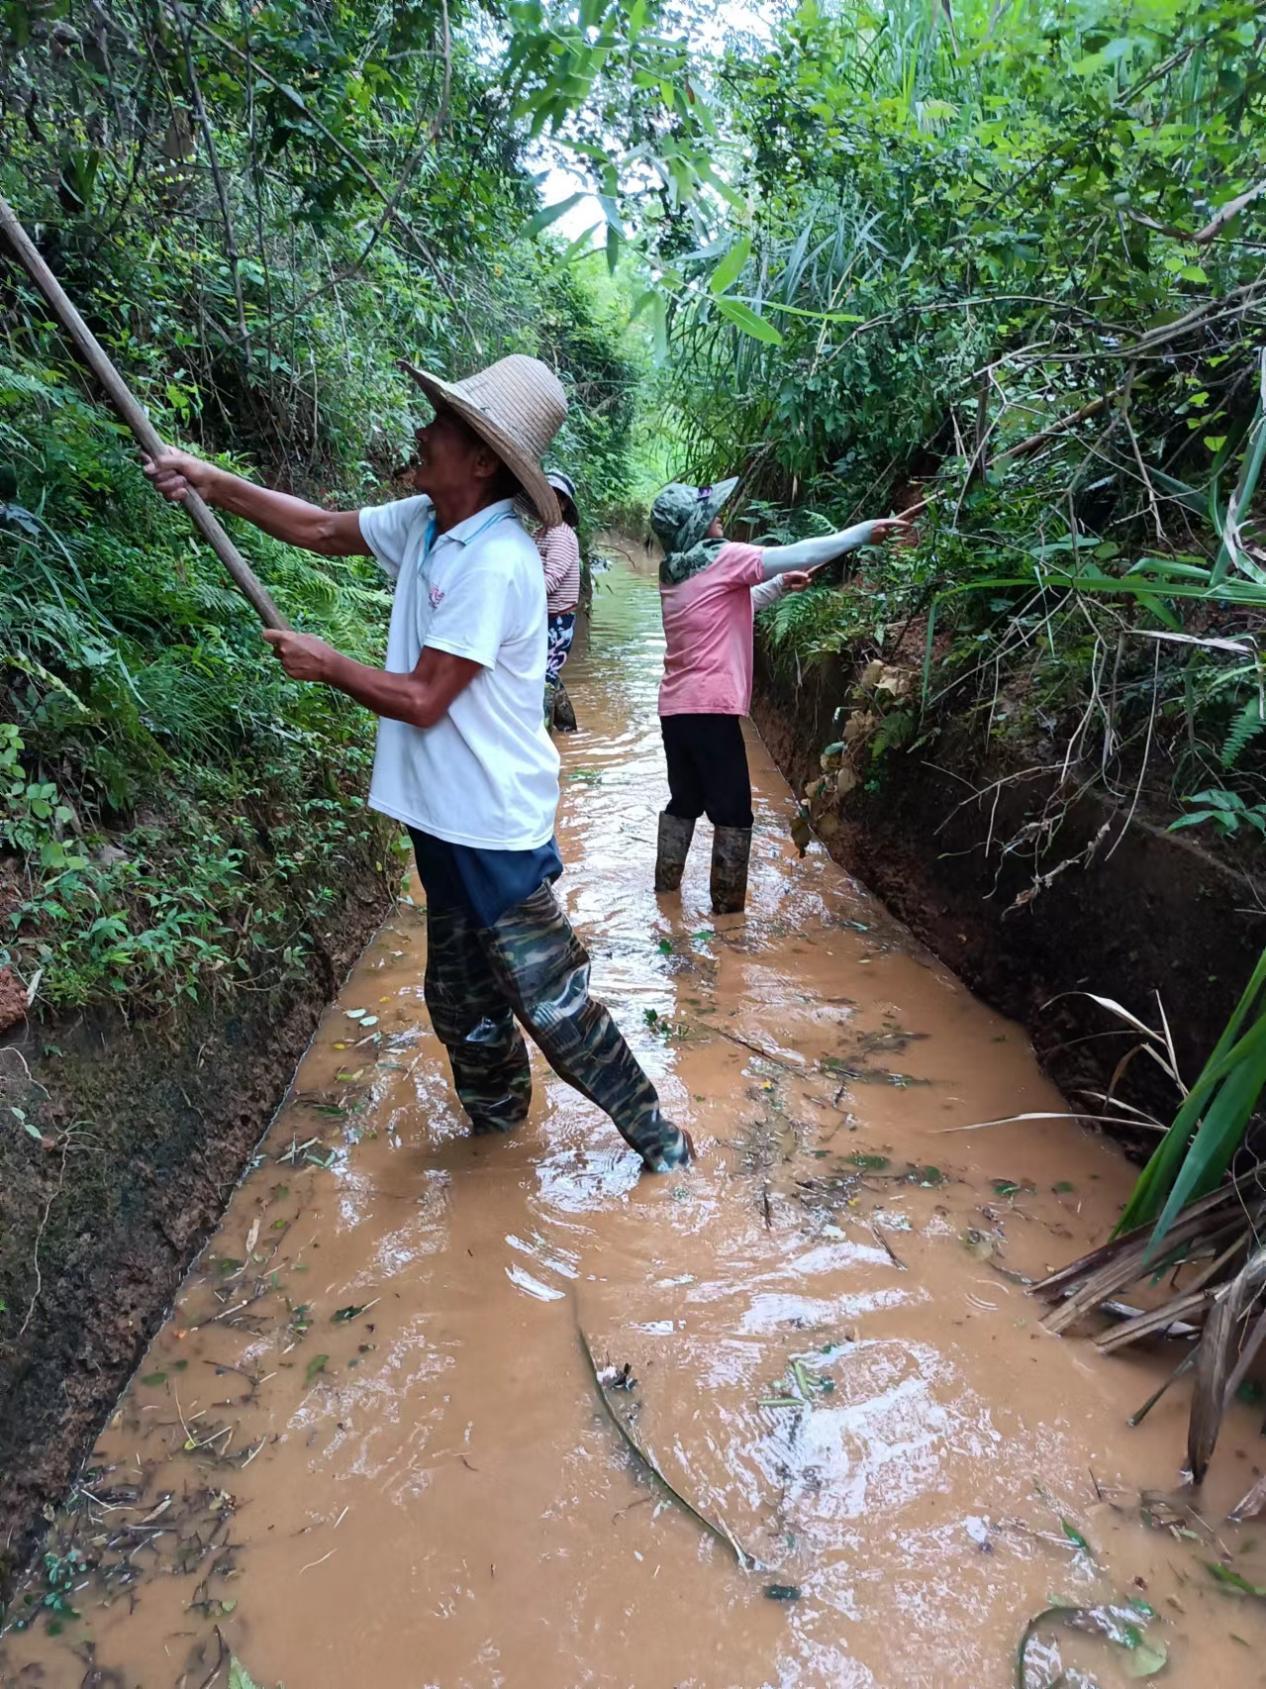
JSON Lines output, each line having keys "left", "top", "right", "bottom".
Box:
{"left": 658, "top": 542, "right": 765, "bottom": 717}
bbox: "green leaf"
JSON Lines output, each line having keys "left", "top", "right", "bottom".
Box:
{"left": 1061, "top": 1518, "right": 1094, "bottom": 1555}
{"left": 304, "top": 1353, "right": 329, "bottom": 1386}
{"left": 708, "top": 235, "right": 752, "bottom": 296}
{"left": 714, "top": 296, "right": 783, "bottom": 345}
{"left": 1207, "top": 1560, "right": 1266, "bottom": 1598}
{"left": 1123, "top": 1640, "right": 1168, "bottom": 1678}
{"left": 229, "top": 1661, "right": 264, "bottom": 1689}
{"left": 596, "top": 193, "right": 626, "bottom": 239}
{"left": 523, "top": 193, "right": 585, "bottom": 238}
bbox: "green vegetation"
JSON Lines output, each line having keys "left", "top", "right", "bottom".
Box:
{"left": 649, "top": 0, "right": 1266, "bottom": 847}
{"left": 1, "top": 0, "right": 645, "bottom": 1014}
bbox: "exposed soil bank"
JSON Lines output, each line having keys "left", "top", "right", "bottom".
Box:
{"left": 0, "top": 859, "right": 390, "bottom": 1603}
{"left": 753, "top": 644, "right": 1266, "bottom": 1131}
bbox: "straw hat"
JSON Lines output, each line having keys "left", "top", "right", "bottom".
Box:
{"left": 399, "top": 354, "right": 567, "bottom": 526}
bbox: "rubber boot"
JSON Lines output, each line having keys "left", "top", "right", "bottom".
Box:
{"left": 424, "top": 905, "right": 533, "bottom": 1134}
{"left": 553, "top": 680, "right": 577, "bottom": 733}
{"left": 479, "top": 884, "right": 693, "bottom": 1172}
{"left": 654, "top": 811, "right": 696, "bottom": 893}
{"left": 710, "top": 825, "right": 752, "bottom": 914}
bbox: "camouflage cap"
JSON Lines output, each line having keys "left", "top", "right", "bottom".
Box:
{"left": 650, "top": 476, "right": 739, "bottom": 556}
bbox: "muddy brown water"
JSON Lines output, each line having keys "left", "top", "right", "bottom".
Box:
{"left": 6, "top": 547, "right": 1266, "bottom": 1688}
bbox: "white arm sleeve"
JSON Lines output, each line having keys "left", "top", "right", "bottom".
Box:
{"left": 750, "top": 576, "right": 787, "bottom": 612}
{"left": 760, "top": 520, "right": 877, "bottom": 580}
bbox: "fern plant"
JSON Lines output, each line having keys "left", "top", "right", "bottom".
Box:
{"left": 1221, "top": 696, "right": 1266, "bottom": 771}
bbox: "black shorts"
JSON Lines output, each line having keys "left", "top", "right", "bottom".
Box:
{"left": 660, "top": 713, "right": 752, "bottom": 829}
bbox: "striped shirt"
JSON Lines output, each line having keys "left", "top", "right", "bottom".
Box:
{"left": 536, "top": 523, "right": 582, "bottom": 614}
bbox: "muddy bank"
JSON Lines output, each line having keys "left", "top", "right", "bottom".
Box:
{"left": 0, "top": 858, "right": 390, "bottom": 1603}
{"left": 753, "top": 644, "right": 1266, "bottom": 1130}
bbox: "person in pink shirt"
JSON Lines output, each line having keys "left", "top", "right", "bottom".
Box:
{"left": 651, "top": 477, "right": 908, "bottom": 913}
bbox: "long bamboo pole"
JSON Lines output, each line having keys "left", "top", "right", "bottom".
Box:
{"left": 0, "top": 196, "right": 288, "bottom": 630}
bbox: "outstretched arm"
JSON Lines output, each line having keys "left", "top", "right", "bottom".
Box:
{"left": 145, "top": 449, "right": 370, "bottom": 557}
{"left": 760, "top": 516, "right": 908, "bottom": 581}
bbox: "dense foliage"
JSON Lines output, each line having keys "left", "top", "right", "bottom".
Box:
{"left": 649, "top": 0, "right": 1266, "bottom": 839}
{"left": 0, "top": 0, "right": 645, "bottom": 1013}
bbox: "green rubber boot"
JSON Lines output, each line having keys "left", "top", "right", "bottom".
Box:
{"left": 654, "top": 811, "right": 696, "bottom": 893}
{"left": 710, "top": 825, "right": 752, "bottom": 914}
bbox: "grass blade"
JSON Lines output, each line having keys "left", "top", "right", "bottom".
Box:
{"left": 577, "top": 1325, "right": 755, "bottom": 1570}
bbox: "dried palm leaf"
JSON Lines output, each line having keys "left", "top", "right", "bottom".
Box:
{"left": 1094, "top": 1288, "right": 1213, "bottom": 1354}
{"left": 1188, "top": 1246, "right": 1266, "bottom": 1482}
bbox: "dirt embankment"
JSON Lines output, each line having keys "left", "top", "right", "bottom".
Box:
{"left": 752, "top": 644, "right": 1266, "bottom": 1132}
{"left": 0, "top": 864, "right": 390, "bottom": 1603}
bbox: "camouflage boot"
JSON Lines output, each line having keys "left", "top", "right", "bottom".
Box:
{"left": 654, "top": 811, "right": 695, "bottom": 893}
{"left": 710, "top": 825, "right": 752, "bottom": 914}
{"left": 479, "top": 885, "right": 693, "bottom": 1172}
{"left": 424, "top": 904, "right": 533, "bottom": 1134}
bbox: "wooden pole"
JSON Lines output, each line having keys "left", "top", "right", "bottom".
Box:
{"left": 0, "top": 196, "right": 289, "bottom": 630}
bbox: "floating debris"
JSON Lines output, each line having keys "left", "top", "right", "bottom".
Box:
{"left": 1016, "top": 1600, "right": 1167, "bottom": 1685}
{"left": 577, "top": 1326, "right": 755, "bottom": 1570}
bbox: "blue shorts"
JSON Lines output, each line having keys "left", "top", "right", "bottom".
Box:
{"left": 408, "top": 828, "right": 564, "bottom": 928}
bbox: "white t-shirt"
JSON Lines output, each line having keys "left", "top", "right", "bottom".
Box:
{"left": 357, "top": 494, "right": 560, "bottom": 850}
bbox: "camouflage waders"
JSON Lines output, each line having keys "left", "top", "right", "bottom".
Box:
{"left": 425, "top": 885, "right": 692, "bottom": 1172}
{"left": 424, "top": 905, "right": 533, "bottom": 1134}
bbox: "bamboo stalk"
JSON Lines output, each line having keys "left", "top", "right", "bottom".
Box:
{"left": 0, "top": 195, "right": 288, "bottom": 630}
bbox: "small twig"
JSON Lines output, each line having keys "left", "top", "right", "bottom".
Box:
{"left": 706, "top": 1024, "right": 804, "bottom": 1074}
{"left": 18, "top": 1131, "right": 71, "bottom": 1340}
{"left": 1104, "top": 643, "right": 1161, "bottom": 861}
{"left": 870, "top": 1220, "right": 906, "bottom": 1271}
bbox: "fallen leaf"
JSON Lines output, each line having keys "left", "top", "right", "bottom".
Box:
{"left": 1123, "top": 1640, "right": 1168, "bottom": 1678}
{"left": 1207, "top": 1561, "right": 1266, "bottom": 1598}
{"left": 1062, "top": 1518, "right": 1095, "bottom": 1556}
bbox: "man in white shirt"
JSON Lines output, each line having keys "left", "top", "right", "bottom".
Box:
{"left": 144, "top": 354, "right": 692, "bottom": 1174}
